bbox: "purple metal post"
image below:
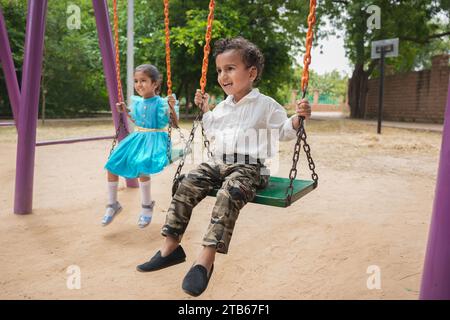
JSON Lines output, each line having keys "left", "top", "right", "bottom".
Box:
{"left": 420, "top": 82, "right": 450, "bottom": 299}
{"left": 0, "top": 6, "right": 21, "bottom": 125}
{"left": 93, "top": 0, "right": 138, "bottom": 188}
{"left": 14, "top": 1, "right": 48, "bottom": 214}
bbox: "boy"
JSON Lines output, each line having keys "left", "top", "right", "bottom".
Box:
{"left": 136, "top": 37, "right": 311, "bottom": 297}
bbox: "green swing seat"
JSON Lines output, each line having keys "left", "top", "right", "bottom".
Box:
{"left": 208, "top": 176, "right": 316, "bottom": 208}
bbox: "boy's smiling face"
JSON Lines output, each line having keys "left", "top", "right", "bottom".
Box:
{"left": 215, "top": 49, "right": 257, "bottom": 103}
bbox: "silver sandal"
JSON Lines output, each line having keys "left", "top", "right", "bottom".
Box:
{"left": 138, "top": 201, "right": 155, "bottom": 228}
{"left": 102, "top": 201, "right": 122, "bottom": 226}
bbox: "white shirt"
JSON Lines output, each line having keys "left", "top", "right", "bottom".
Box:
{"left": 202, "top": 88, "right": 298, "bottom": 160}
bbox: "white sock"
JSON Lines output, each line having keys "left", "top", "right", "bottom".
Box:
{"left": 139, "top": 179, "right": 153, "bottom": 216}
{"left": 108, "top": 181, "right": 119, "bottom": 205}
{"left": 104, "top": 181, "right": 119, "bottom": 217}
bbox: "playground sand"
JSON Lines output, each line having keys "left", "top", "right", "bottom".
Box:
{"left": 0, "top": 119, "right": 442, "bottom": 299}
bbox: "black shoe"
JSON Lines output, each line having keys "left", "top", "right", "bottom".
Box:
{"left": 136, "top": 245, "right": 186, "bottom": 272}
{"left": 182, "top": 264, "right": 214, "bottom": 297}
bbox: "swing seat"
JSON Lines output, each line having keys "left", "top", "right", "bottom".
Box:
{"left": 208, "top": 176, "right": 316, "bottom": 208}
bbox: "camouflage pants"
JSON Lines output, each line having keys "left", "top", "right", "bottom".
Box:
{"left": 162, "top": 161, "right": 269, "bottom": 254}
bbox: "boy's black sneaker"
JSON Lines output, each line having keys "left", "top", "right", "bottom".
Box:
{"left": 182, "top": 264, "right": 214, "bottom": 297}
{"left": 136, "top": 245, "right": 186, "bottom": 272}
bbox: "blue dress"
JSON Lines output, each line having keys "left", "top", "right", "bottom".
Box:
{"left": 105, "top": 95, "right": 171, "bottom": 178}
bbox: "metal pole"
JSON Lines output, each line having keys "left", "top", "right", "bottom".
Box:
{"left": 93, "top": 0, "right": 138, "bottom": 188}
{"left": 0, "top": 122, "right": 15, "bottom": 127}
{"left": 127, "top": 0, "right": 134, "bottom": 105}
{"left": 377, "top": 47, "right": 385, "bottom": 134}
{"left": 41, "top": 41, "right": 47, "bottom": 125}
{"left": 126, "top": 0, "right": 135, "bottom": 132}
{"left": 420, "top": 82, "right": 450, "bottom": 299}
{"left": 14, "top": 0, "right": 48, "bottom": 214}
{"left": 41, "top": 88, "right": 46, "bottom": 125}
{"left": 36, "top": 135, "right": 115, "bottom": 147}
{"left": 0, "top": 6, "right": 21, "bottom": 125}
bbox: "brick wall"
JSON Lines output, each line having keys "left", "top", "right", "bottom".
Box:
{"left": 365, "top": 55, "right": 449, "bottom": 123}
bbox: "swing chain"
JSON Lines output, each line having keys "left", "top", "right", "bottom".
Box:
{"left": 300, "top": 120, "right": 318, "bottom": 185}
{"left": 286, "top": 116, "right": 318, "bottom": 206}
{"left": 299, "top": 89, "right": 318, "bottom": 185}
{"left": 175, "top": 125, "right": 187, "bottom": 145}
{"left": 285, "top": 0, "right": 318, "bottom": 206}
{"left": 172, "top": 111, "right": 203, "bottom": 194}
{"left": 201, "top": 123, "right": 214, "bottom": 159}
{"left": 172, "top": 0, "right": 216, "bottom": 196}
{"left": 109, "top": 113, "right": 127, "bottom": 157}
{"left": 167, "top": 117, "right": 173, "bottom": 163}
{"left": 286, "top": 117, "right": 302, "bottom": 206}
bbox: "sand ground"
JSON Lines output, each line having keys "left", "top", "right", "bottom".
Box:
{"left": 0, "top": 118, "right": 442, "bottom": 299}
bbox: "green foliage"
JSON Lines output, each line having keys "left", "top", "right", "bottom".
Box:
{"left": 0, "top": 1, "right": 26, "bottom": 117}
{"left": 321, "top": 0, "right": 450, "bottom": 76}
{"left": 309, "top": 70, "right": 348, "bottom": 102}
{"left": 281, "top": 65, "right": 347, "bottom": 105}
{"left": 1, "top": 0, "right": 447, "bottom": 119}
{"left": 42, "top": 0, "right": 108, "bottom": 117}
{"left": 0, "top": 0, "right": 108, "bottom": 117}
{"left": 132, "top": 0, "right": 311, "bottom": 105}
{"left": 1, "top": 0, "right": 313, "bottom": 118}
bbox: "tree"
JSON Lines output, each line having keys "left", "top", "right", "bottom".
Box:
{"left": 42, "top": 0, "right": 108, "bottom": 117}
{"left": 0, "top": 0, "right": 108, "bottom": 118}
{"left": 321, "top": 0, "right": 450, "bottom": 118}
{"left": 1, "top": 0, "right": 315, "bottom": 118}
{"left": 0, "top": 0, "right": 26, "bottom": 117}
{"left": 131, "top": 0, "right": 312, "bottom": 111}
{"left": 286, "top": 66, "right": 348, "bottom": 104}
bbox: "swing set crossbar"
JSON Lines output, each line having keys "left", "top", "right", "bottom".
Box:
{"left": 36, "top": 135, "right": 115, "bottom": 146}
{"left": 0, "top": 121, "right": 15, "bottom": 127}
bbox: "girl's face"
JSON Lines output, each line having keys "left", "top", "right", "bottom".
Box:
{"left": 134, "top": 71, "right": 159, "bottom": 98}
{"left": 215, "top": 49, "right": 257, "bottom": 103}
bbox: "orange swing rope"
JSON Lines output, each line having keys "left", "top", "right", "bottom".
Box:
{"left": 164, "top": 0, "right": 215, "bottom": 95}
{"left": 301, "top": 0, "right": 316, "bottom": 98}
{"left": 163, "top": 0, "right": 173, "bottom": 96}
{"left": 200, "top": 0, "right": 215, "bottom": 94}
{"left": 112, "top": 0, "right": 135, "bottom": 124}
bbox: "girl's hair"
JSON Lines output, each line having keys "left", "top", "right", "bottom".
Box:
{"left": 213, "top": 37, "right": 265, "bottom": 82}
{"left": 134, "top": 64, "right": 163, "bottom": 95}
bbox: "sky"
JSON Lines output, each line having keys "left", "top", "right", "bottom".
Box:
{"left": 296, "top": 26, "right": 353, "bottom": 76}
{"left": 310, "top": 33, "right": 353, "bottom": 76}
{"left": 299, "top": 10, "right": 449, "bottom": 76}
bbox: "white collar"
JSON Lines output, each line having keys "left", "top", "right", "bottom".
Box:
{"left": 224, "top": 88, "right": 260, "bottom": 106}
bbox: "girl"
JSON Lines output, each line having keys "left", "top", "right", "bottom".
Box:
{"left": 102, "top": 64, "right": 178, "bottom": 228}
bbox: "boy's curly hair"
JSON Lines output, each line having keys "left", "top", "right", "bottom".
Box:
{"left": 213, "top": 37, "right": 265, "bottom": 82}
